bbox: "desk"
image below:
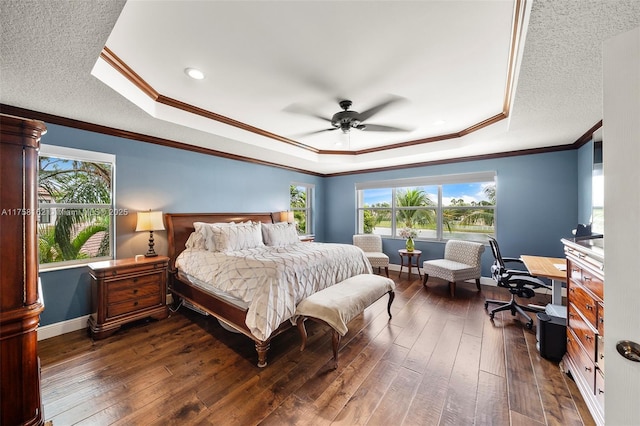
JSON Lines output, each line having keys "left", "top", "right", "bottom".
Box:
{"left": 398, "top": 249, "right": 422, "bottom": 279}
{"left": 520, "top": 255, "right": 567, "bottom": 306}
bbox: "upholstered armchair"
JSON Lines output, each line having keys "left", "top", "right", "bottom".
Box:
{"left": 353, "top": 234, "right": 389, "bottom": 277}
{"left": 422, "top": 239, "right": 485, "bottom": 297}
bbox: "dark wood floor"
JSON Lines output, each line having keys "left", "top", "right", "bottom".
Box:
{"left": 39, "top": 274, "right": 595, "bottom": 425}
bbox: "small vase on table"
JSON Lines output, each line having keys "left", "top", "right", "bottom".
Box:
{"left": 405, "top": 237, "right": 414, "bottom": 252}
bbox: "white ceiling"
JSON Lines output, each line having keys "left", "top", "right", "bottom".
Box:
{"left": 2, "top": 1, "right": 639, "bottom": 175}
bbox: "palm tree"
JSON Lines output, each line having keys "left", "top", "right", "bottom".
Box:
{"left": 484, "top": 184, "right": 496, "bottom": 204}
{"left": 39, "top": 157, "right": 112, "bottom": 262}
{"left": 395, "top": 188, "right": 435, "bottom": 228}
{"left": 458, "top": 184, "right": 496, "bottom": 228}
{"left": 459, "top": 184, "right": 496, "bottom": 226}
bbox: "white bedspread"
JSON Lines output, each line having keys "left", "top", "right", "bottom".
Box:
{"left": 175, "top": 242, "right": 372, "bottom": 340}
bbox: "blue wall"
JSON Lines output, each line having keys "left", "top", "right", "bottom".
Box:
{"left": 38, "top": 124, "right": 322, "bottom": 326}
{"left": 38, "top": 123, "right": 581, "bottom": 326}
{"left": 324, "top": 150, "right": 579, "bottom": 277}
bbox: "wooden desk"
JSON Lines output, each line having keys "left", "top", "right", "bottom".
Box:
{"left": 520, "top": 255, "right": 567, "bottom": 305}
{"left": 398, "top": 249, "right": 422, "bottom": 279}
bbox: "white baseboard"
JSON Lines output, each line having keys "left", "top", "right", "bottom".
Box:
{"left": 38, "top": 315, "right": 90, "bottom": 341}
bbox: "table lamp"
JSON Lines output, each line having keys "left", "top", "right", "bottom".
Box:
{"left": 279, "top": 211, "right": 294, "bottom": 224}
{"left": 135, "top": 210, "right": 165, "bottom": 257}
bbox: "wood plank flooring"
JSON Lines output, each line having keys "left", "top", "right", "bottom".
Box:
{"left": 39, "top": 275, "right": 596, "bottom": 425}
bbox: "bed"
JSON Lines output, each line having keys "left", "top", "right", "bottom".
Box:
{"left": 165, "top": 212, "right": 372, "bottom": 367}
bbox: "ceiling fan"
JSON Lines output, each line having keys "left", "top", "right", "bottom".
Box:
{"left": 287, "top": 96, "right": 413, "bottom": 137}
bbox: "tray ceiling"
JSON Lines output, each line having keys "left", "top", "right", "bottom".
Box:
{"left": 2, "top": 1, "right": 640, "bottom": 174}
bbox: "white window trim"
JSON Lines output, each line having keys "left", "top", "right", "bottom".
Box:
{"left": 291, "top": 182, "right": 314, "bottom": 235}
{"left": 355, "top": 171, "right": 497, "bottom": 190}
{"left": 38, "top": 145, "right": 116, "bottom": 271}
{"left": 356, "top": 171, "right": 496, "bottom": 242}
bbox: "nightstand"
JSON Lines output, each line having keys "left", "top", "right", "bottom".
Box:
{"left": 87, "top": 256, "right": 169, "bottom": 339}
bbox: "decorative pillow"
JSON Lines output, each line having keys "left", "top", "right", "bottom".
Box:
{"left": 211, "top": 222, "right": 264, "bottom": 252}
{"left": 193, "top": 221, "right": 235, "bottom": 251}
{"left": 184, "top": 231, "right": 206, "bottom": 249}
{"left": 261, "top": 222, "right": 299, "bottom": 247}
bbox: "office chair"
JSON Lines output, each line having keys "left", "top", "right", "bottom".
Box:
{"left": 484, "top": 236, "right": 551, "bottom": 329}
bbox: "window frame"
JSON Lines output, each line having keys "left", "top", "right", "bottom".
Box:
{"left": 38, "top": 144, "right": 117, "bottom": 271}
{"left": 290, "top": 182, "right": 314, "bottom": 236}
{"left": 356, "top": 171, "right": 496, "bottom": 243}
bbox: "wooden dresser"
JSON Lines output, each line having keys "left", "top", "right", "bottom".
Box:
{"left": 0, "top": 114, "right": 47, "bottom": 426}
{"left": 88, "top": 256, "right": 169, "bottom": 339}
{"left": 562, "top": 237, "right": 604, "bottom": 426}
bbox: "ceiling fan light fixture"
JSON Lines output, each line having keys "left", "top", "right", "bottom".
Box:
{"left": 184, "top": 67, "right": 205, "bottom": 80}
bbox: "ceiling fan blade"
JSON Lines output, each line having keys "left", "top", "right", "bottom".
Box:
{"left": 283, "top": 103, "right": 332, "bottom": 122}
{"left": 292, "top": 127, "right": 338, "bottom": 138}
{"left": 360, "top": 124, "right": 413, "bottom": 132}
{"left": 357, "top": 95, "right": 407, "bottom": 122}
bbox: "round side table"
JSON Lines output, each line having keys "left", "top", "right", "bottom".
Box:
{"left": 398, "top": 249, "right": 422, "bottom": 279}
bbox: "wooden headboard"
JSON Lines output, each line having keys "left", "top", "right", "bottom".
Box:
{"left": 165, "top": 212, "right": 275, "bottom": 272}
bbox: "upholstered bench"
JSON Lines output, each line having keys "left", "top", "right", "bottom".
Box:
{"left": 295, "top": 274, "right": 395, "bottom": 368}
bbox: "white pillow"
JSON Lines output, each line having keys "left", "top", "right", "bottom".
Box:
{"left": 184, "top": 231, "right": 205, "bottom": 249}
{"left": 211, "top": 222, "right": 264, "bottom": 252}
{"left": 193, "top": 221, "right": 235, "bottom": 251}
{"left": 261, "top": 222, "right": 299, "bottom": 247}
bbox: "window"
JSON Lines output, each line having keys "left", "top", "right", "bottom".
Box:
{"left": 290, "top": 183, "right": 313, "bottom": 235}
{"left": 357, "top": 172, "right": 496, "bottom": 243}
{"left": 38, "top": 145, "right": 116, "bottom": 269}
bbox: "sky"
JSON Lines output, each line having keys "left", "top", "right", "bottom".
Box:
{"left": 362, "top": 182, "right": 493, "bottom": 206}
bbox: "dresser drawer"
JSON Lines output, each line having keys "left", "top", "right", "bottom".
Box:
{"left": 568, "top": 302, "right": 597, "bottom": 358}
{"left": 596, "top": 334, "right": 605, "bottom": 373}
{"left": 107, "top": 275, "right": 163, "bottom": 304}
{"left": 597, "top": 302, "right": 604, "bottom": 335}
{"left": 567, "top": 328, "right": 596, "bottom": 394}
{"left": 568, "top": 283, "right": 598, "bottom": 327}
{"left": 567, "top": 260, "right": 582, "bottom": 283}
{"left": 107, "top": 293, "right": 162, "bottom": 318}
{"left": 595, "top": 369, "right": 605, "bottom": 408}
{"left": 581, "top": 267, "right": 603, "bottom": 300}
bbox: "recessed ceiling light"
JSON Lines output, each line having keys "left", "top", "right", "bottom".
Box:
{"left": 184, "top": 67, "right": 205, "bottom": 80}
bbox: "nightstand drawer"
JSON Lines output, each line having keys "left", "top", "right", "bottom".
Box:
{"left": 93, "top": 261, "right": 167, "bottom": 279}
{"left": 107, "top": 293, "right": 162, "bottom": 318}
{"left": 107, "top": 275, "right": 162, "bottom": 304}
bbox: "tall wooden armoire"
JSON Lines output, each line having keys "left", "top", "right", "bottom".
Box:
{"left": 0, "top": 114, "right": 47, "bottom": 426}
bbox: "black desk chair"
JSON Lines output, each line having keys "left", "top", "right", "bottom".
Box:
{"left": 484, "top": 236, "right": 551, "bottom": 329}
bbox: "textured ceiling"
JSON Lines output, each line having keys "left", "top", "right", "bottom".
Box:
{"left": 1, "top": 1, "right": 639, "bottom": 174}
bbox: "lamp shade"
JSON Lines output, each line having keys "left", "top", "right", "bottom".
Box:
{"left": 135, "top": 211, "right": 165, "bottom": 232}
{"left": 279, "top": 211, "right": 294, "bottom": 223}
